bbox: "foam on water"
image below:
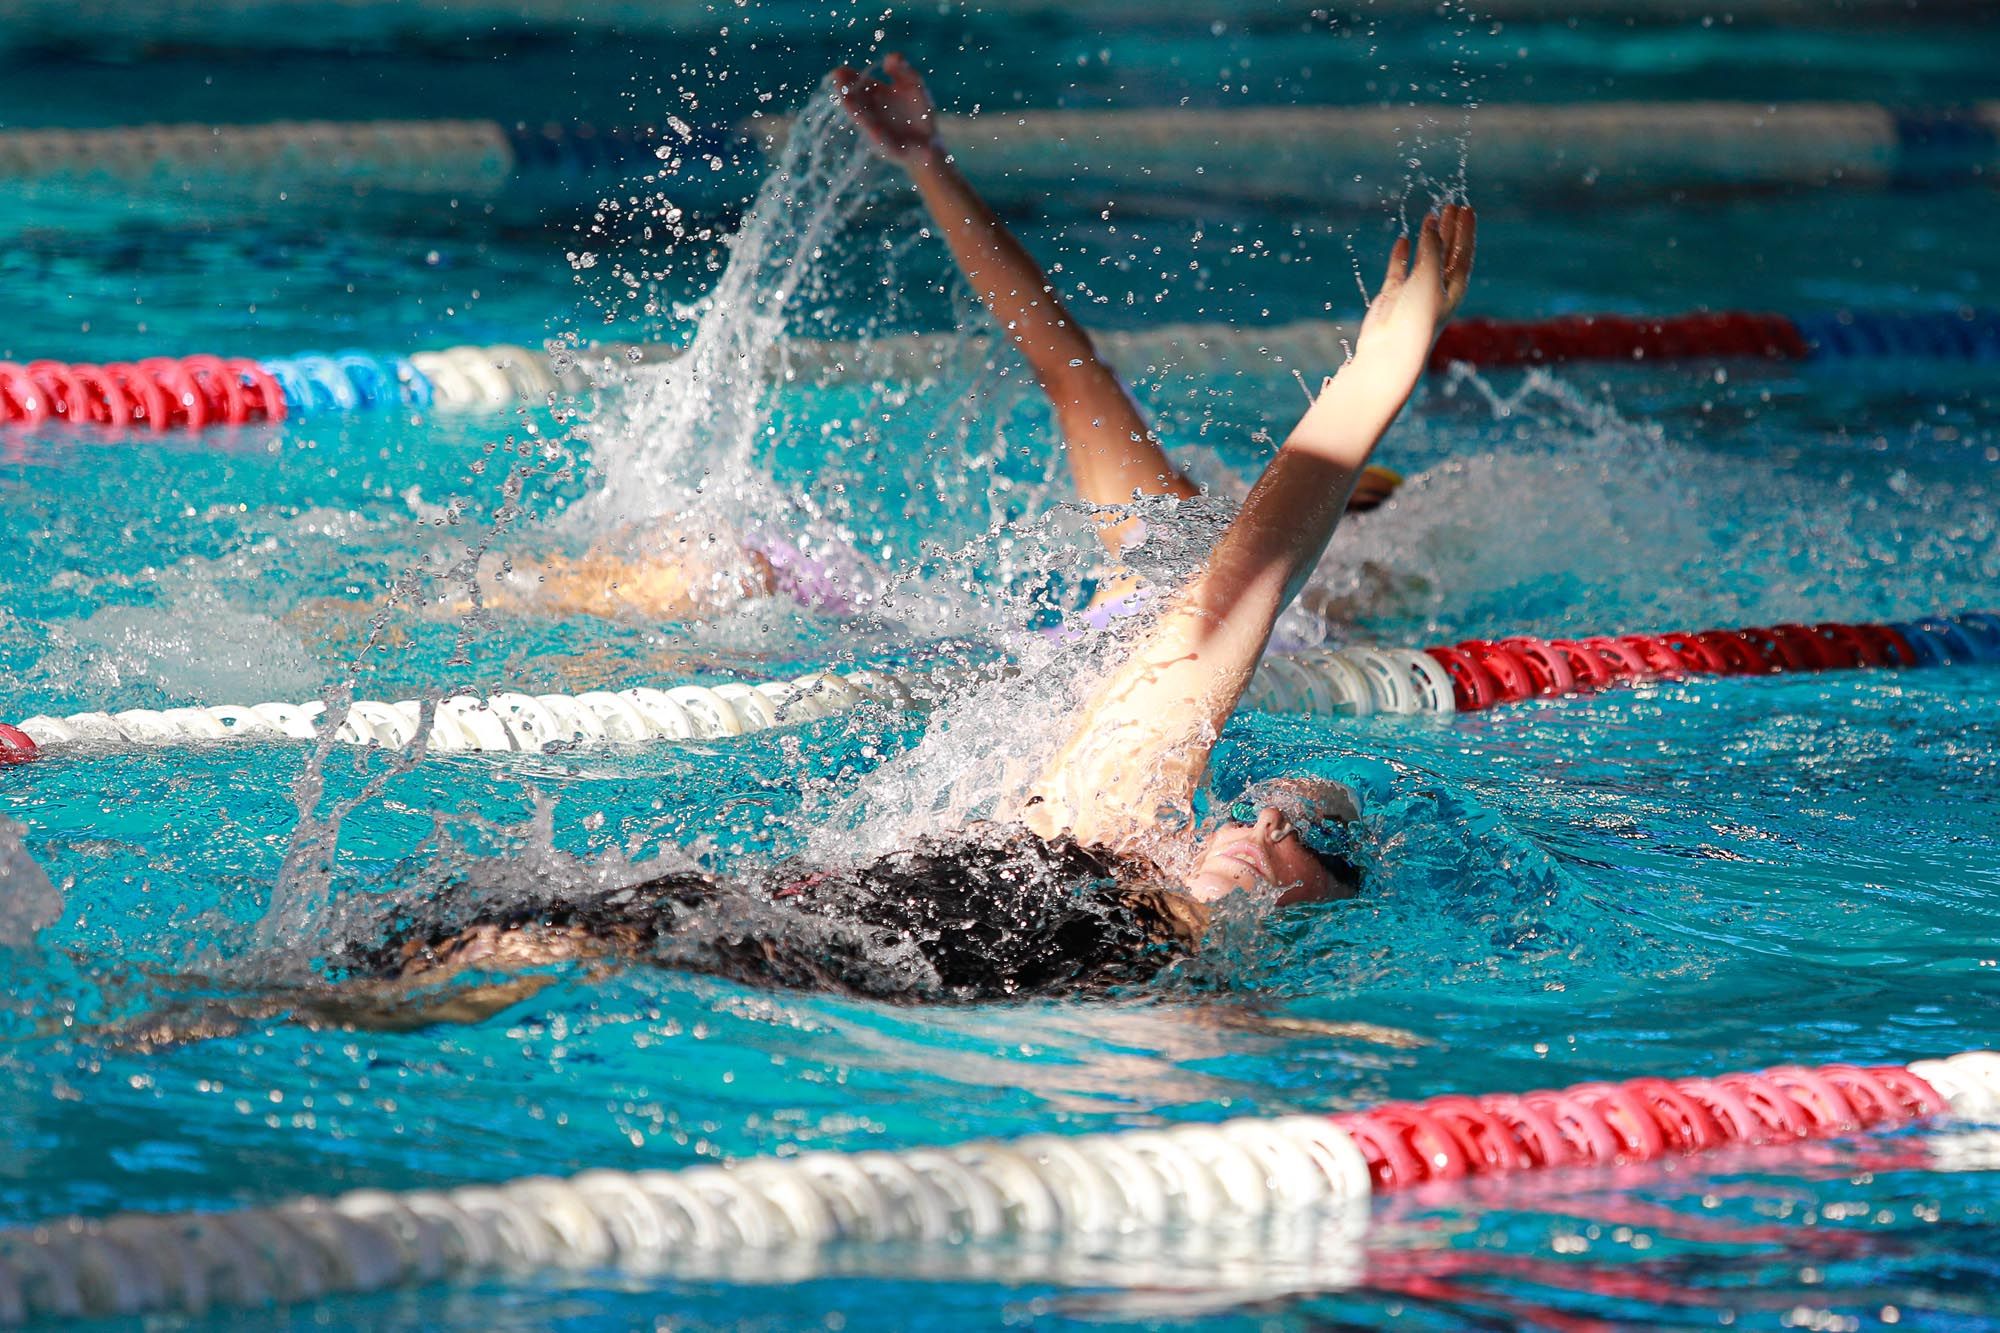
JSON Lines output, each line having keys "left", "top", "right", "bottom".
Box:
{"left": 61, "top": 577, "right": 326, "bottom": 703}
{"left": 1313, "top": 366, "right": 2000, "bottom": 640}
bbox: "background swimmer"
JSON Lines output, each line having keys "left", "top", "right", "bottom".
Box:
{"left": 464, "top": 58, "right": 1400, "bottom": 628}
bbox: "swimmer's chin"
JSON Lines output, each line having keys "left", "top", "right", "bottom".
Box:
{"left": 1184, "top": 871, "right": 1251, "bottom": 905}
{"left": 1182, "top": 872, "right": 1337, "bottom": 911}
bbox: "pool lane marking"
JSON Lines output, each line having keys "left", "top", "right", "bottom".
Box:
{"left": 0, "top": 1052, "right": 1991, "bottom": 1323}
{"left": 5, "top": 613, "right": 1995, "bottom": 766}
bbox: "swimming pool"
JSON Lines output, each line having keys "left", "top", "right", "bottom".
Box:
{"left": 3, "top": 1, "right": 2000, "bottom": 1327}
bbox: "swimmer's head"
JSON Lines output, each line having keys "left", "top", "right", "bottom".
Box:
{"left": 1186, "top": 777, "right": 1362, "bottom": 906}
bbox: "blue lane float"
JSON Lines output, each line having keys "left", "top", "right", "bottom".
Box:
{"left": 7, "top": 303, "right": 2000, "bottom": 434}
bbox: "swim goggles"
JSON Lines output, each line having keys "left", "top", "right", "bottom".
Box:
{"left": 1223, "top": 777, "right": 1359, "bottom": 862}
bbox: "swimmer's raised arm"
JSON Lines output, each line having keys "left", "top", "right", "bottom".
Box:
{"left": 833, "top": 54, "right": 1197, "bottom": 555}
{"left": 1019, "top": 206, "right": 1476, "bottom": 856}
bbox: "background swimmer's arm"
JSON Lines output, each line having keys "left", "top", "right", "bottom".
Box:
{"left": 834, "top": 56, "right": 1197, "bottom": 558}
{"left": 76, "top": 973, "right": 557, "bottom": 1051}
{"left": 1021, "top": 209, "right": 1475, "bottom": 853}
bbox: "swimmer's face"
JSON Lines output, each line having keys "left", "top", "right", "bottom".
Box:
{"left": 1186, "top": 806, "right": 1344, "bottom": 906}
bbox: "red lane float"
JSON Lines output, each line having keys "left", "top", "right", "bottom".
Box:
{"left": 1430, "top": 310, "right": 1811, "bottom": 373}
{"left": 1428, "top": 611, "right": 1996, "bottom": 714}
{"left": 0, "top": 723, "right": 38, "bottom": 765}
{"left": 1423, "top": 646, "right": 1503, "bottom": 711}
{"left": 1330, "top": 1060, "right": 1947, "bottom": 1192}
{"left": 1547, "top": 638, "right": 1616, "bottom": 690}
{"left": 0, "top": 355, "right": 286, "bottom": 429}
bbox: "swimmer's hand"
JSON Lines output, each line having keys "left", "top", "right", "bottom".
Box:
{"left": 1342, "top": 204, "right": 1477, "bottom": 406}
{"left": 832, "top": 53, "right": 942, "bottom": 164}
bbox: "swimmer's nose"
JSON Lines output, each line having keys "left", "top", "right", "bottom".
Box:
{"left": 1254, "top": 806, "right": 1291, "bottom": 841}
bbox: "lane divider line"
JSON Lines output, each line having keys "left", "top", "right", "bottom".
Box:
{"left": 0, "top": 1052, "right": 1989, "bottom": 1323}
{"left": 4, "top": 612, "right": 1992, "bottom": 767}
{"left": 6, "top": 307, "right": 1999, "bottom": 434}
{"left": 6, "top": 103, "right": 1996, "bottom": 197}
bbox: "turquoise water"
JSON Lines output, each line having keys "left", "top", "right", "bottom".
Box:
{"left": 4, "top": 3, "right": 2000, "bottom": 1328}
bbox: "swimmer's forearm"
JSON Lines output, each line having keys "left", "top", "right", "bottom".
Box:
{"left": 905, "top": 145, "right": 1097, "bottom": 371}
{"left": 1195, "top": 361, "right": 1409, "bottom": 609}
{"left": 904, "top": 146, "right": 1198, "bottom": 517}
{"left": 1285, "top": 350, "right": 1424, "bottom": 465}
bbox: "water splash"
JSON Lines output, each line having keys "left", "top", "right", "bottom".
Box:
{"left": 561, "top": 86, "right": 882, "bottom": 589}
{"left": 808, "top": 491, "right": 1233, "bottom": 862}
{"left": 1318, "top": 365, "right": 1999, "bottom": 638}
{"left": 255, "top": 458, "right": 551, "bottom": 966}
{"left": 243, "top": 88, "right": 941, "bottom": 972}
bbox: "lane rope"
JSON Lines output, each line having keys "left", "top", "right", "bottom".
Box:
{"left": 5, "top": 103, "right": 1995, "bottom": 196}
{"left": 1237, "top": 611, "right": 1997, "bottom": 716}
{"left": 915, "top": 101, "right": 1997, "bottom": 196}
{"left": 0, "top": 0, "right": 1977, "bottom": 50}
{"left": 7, "top": 305, "right": 1999, "bottom": 434}
{"left": 0, "top": 668, "right": 929, "bottom": 764}
{"left": 4, "top": 612, "right": 1990, "bottom": 767}
{"left": 0, "top": 1051, "right": 1988, "bottom": 1323}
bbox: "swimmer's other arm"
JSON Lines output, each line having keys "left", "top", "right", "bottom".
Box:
{"left": 835, "top": 55, "right": 1195, "bottom": 554}
{"left": 1021, "top": 207, "right": 1476, "bottom": 853}
{"left": 834, "top": 57, "right": 1405, "bottom": 579}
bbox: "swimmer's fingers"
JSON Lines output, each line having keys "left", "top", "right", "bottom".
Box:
{"left": 1441, "top": 205, "right": 1477, "bottom": 319}
{"left": 1378, "top": 234, "right": 1412, "bottom": 296}
{"left": 831, "top": 64, "right": 875, "bottom": 116}
{"left": 1409, "top": 210, "right": 1445, "bottom": 296}
{"left": 833, "top": 74, "right": 892, "bottom": 150}
{"left": 832, "top": 55, "right": 937, "bottom": 160}
{"left": 1348, "top": 211, "right": 1457, "bottom": 384}
{"left": 832, "top": 67, "right": 869, "bottom": 127}
{"left": 1445, "top": 204, "right": 1476, "bottom": 271}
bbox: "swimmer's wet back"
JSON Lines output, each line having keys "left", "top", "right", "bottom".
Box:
{"left": 340, "top": 825, "right": 1201, "bottom": 1003}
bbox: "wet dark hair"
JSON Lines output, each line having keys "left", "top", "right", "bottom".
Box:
{"left": 339, "top": 824, "right": 1198, "bottom": 1004}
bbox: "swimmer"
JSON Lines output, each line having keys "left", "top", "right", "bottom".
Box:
{"left": 121, "top": 174, "right": 1474, "bottom": 1039}
{"left": 360, "top": 190, "right": 1469, "bottom": 1009}
{"left": 463, "top": 58, "right": 1402, "bottom": 627}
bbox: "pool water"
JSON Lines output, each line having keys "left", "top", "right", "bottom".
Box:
{"left": 3, "top": 3, "right": 2000, "bottom": 1328}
